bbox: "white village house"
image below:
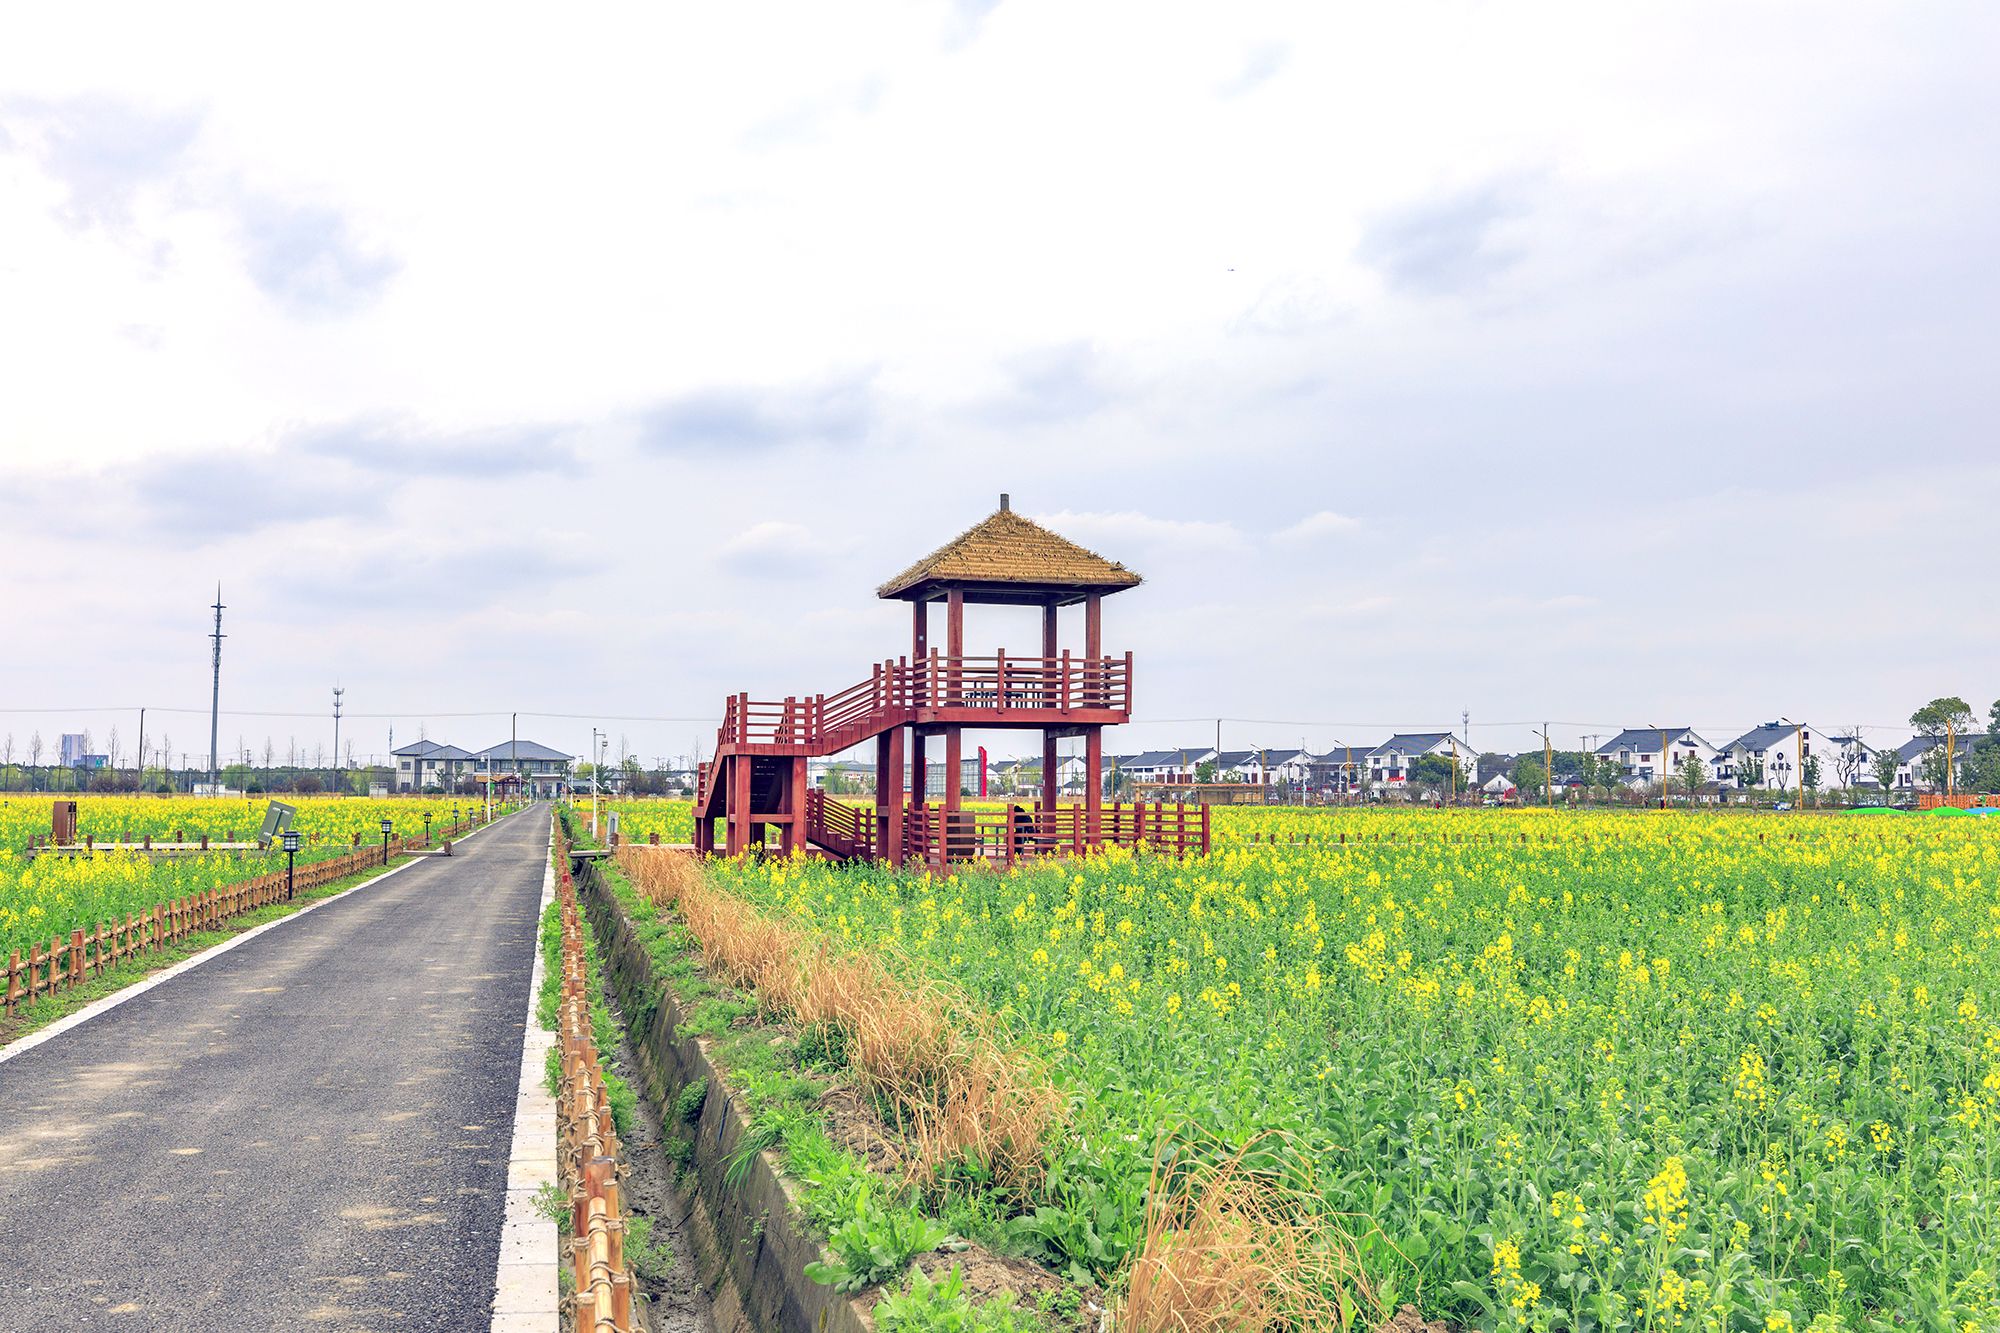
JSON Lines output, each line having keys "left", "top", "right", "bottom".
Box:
{"left": 1366, "top": 733, "right": 1469, "bottom": 791}
{"left": 1716, "top": 722, "right": 1827, "bottom": 793}
{"left": 1593, "top": 728, "right": 1723, "bottom": 787}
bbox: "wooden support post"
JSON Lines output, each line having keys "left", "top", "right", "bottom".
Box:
{"left": 1043, "top": 731, "right": 1060, "bottom": 814}
{"left": 944, "top": 726, "right": 962, "bottom": 813}
{"left": 1085, "top": 727, "right": 1103, "bottom": 847}
{"left": 784, "top": 755, "right": 807, "bottom": 855}
{"left": 885, "top": 725, "right": 906, "bottom": 866}
{"left": 913, "top": 599, "right": 929, "bottom": 705}
{"left": 911, "top": 729, "right": 927, "bottom": 811}
{"left": 1084, "top": 593, "right": 1102, "bottom": 708}
{"left": 946, "top": 587, "right": 964, "bottom": 707}
{"left": 727, "top": 755, "right": 750, "bottom": 858}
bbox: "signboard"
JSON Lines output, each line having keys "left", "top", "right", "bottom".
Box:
{"left": 257, "top": 801, "right": 297, "bottom": 849}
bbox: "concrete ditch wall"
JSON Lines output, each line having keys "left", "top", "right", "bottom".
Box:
{"left": 581, "top": 865, "right": 875, "bottom": 1333}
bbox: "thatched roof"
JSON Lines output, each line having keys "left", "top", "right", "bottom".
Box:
{"left": 876, "top": 499, "right": 1143, "bottom": 604}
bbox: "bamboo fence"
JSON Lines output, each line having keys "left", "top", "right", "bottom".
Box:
{"left": 552, "top": 836, "right": 637, "bottom": 1332}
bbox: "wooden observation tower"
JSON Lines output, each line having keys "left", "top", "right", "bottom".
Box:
{"left": 692, "top": 495, "right": 1208, "bottom": 867}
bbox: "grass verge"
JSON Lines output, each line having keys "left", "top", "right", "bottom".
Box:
{"left": 563, "top": 809, "right": 1100, "bottom": 1329}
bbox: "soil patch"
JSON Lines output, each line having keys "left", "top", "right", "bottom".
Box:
{"left": 1377, "top": 1303, "right": 1453, "bottom": 1333}
{"left": 815, "top": 1084, "right": 907, "bottom": 1177}
{"left": 908, "top": 1244, "right": 1093, "bottom": 1305}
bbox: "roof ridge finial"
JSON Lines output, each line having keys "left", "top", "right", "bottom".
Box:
{"left": 1000, "top": 492, "right": 1010, "bottom": 512}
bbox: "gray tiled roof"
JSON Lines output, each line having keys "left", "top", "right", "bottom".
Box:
{"left": 393, "top": 741, "right": 475, "bottom": 760}
{"left": 470, "top": 739, "right": 574, "bottom": 762}
{"left": 1366, "top": 733, "right": 1456, "bottom": 759}
{"left": 1595, "top": 728, "right": 1698, "bottom": 754}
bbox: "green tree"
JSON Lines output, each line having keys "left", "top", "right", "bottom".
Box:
{"left": 1920, "top": 744, "right": 1955, "bottom": 793}
{"left": 1676, "top": 752, "right": 1708, "bottom": 804}
{"left": 1800, "top": 753, "right": 1822, "bottom": 806}
{"left": 1194, "top": 759, "right": 1218, "bottom": 784}
{"left": 1966, "top": 739, "right": 2000, "bottom": 795}
{"left": 1911, "top": 697, "right": 1976, "bottom": 796}
{"left": 1870, "top": 746, "right": 1902, "bottom": 798}
{"left": 1410, "top": 754, "right": 1464, "bottom": 799}
{"left": 1512, "top": 756, "right": 1545, "bottom": 801}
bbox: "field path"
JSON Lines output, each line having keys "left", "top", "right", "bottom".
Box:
{"left": 0, "top": 803, "right": 551, "bottom": 1331}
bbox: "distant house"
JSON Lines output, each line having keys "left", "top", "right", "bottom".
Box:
{"left": 393, "top": 741, "right": 478, "bottom": 792}
{"left": 1594, "top": 728, "right": 1722, "bottom": 787}
{"left": 472, "top": 740, "right": 573, "bottom": 800}
{"left": 1481, "top": 772, "right": 1518, "bottom": 799}
{"left": 1716, "top": 723, "right": 1825, "bottom": 793}
{"left": 1216, "top": 749, "right": 1306, "bottom": 785}
{"left": 1366, "top": 734, "right": 1467, "bottom": 791}
{"left": 1888, "top": 734, "right": 1979, "bottom": 793}
{"left": 1123, "top": 749, "right": 1217, "bottom": 784}
{"left": 1825, "top": 734, "right": 1881, "bottom": 789}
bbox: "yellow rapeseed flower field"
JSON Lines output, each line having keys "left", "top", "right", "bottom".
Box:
{"left": 696, "top": 806, "right": 2000, "bottom": 1333}
{"left": 0, "top": 794, "right": 485, "bottom": 961}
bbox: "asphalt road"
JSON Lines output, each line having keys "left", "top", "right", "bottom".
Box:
{"left": 0, "top": 803, "right": 551, "bottom": 1331}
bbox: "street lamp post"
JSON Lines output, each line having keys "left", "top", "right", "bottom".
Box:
{"left": 423, "top": 810, "right": 433, "bottom": 847}
{"left": 1780, "top": 717, "right": 1807, "bottom": 809}
{"left": 380, "top": 818, "right": 393, "bottom": 866}
{"left": 1652, "top": 725, "right": 1670, "bottom": 809}
{"left": 283, "top": 828, "right": 300, "bottom": 901}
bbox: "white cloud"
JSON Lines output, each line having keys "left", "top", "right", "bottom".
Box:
{"left": 715, "top": 522, "right": 855, "bottom": 580}
{"left": 1030, "top": 510, "right": 1252, "bottom": 557}
{"left": 1272, "top": 511, "right": 1361, "bottom": 546}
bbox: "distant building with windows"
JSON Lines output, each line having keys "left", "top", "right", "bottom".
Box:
{"left": 1594, "top": 727, "right": 1722, "bottom": 787}
{"left": 392, "top": 741, "right": 478, "bottom": 792}
{"left": 1366, "top": 734, "right": 1465, "bottom": 790}
{"left": 473, "top": 740, "right": 574, "bottom": 800}
{"left": 1716, "top": 723, "right": 1820, "bottom": 792}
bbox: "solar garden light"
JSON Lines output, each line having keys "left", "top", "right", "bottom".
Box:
{"left": 380, "top": 817, "right": 393, "bottom": 866}
{"left": 283, "top": 828, "right": 301, "bottom": 901}
{"left": 423, "top": 809, "right": 433, "bottom": 845}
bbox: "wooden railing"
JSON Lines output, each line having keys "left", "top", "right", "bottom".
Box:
{"left": 713, "top": 652, "right": 1133, "bottom": 752}
{"left": 802, "top": 789, "right": 874, "bottom": 860}
{"left": 793, "top": 799, "right": 1209, "bottom": 865}
{"left": 4, "top": 813, "right": 492, "bottom": 1017}
{"left": 552, "top": 822, "right": 637, "bottom": 1331}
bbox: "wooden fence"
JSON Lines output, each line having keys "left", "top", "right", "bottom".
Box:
{"left": 1917, "top": 794, "right": 2000, "bottom": 810}
{"left": 4, "top": 813, "right": 491, "bottom": 1018}
{"left": 552, "top": 826, "right": 637, "bottom": 1332}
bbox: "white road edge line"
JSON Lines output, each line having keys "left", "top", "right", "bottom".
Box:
{"left": 0, "top": 806, "right": 521, "bottom": 1065}
{"left": 491, "top": 808, "right": 559, "bottom": 1332}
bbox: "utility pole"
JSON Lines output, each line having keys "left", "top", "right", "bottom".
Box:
{"left": 1538, "top": 724, "right": 1553, "bottom": 809}
{"left": 511, "top": 712, "right": 518, "bottom": 805}
{"left": 332, "top": 686, "right": 344, "bottom": 795}
{"left": 136, "top": 707, "right": 145, "bottom": 793}
{"left": 208, "top": 585, "right": 225, "bottom": 795}
{"left": 591, "top": 728, "right": 604, "bottom": 834}
{"left": 1653, "top": 724, "right": 1670, "bottom": 809}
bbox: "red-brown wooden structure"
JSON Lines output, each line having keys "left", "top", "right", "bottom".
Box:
{"left": 692, "top": 496, "right": 1209, "bottom": 867}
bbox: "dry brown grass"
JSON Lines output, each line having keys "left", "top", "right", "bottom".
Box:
{"left": 1120, "top": 1134, "right": 1379, "bottom": 1333}
{"left": 617, "top": 847, "right": 1062, "bottom": 1200}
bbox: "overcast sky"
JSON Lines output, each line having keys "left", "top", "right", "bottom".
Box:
{"left": 2, "top": 0, "right": 1996, "bottom": 771}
